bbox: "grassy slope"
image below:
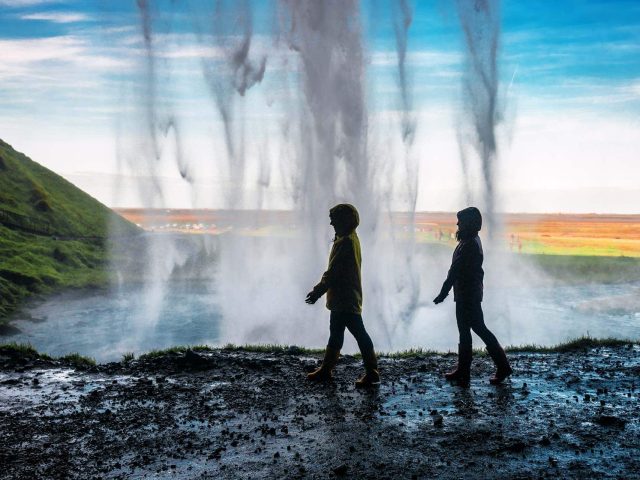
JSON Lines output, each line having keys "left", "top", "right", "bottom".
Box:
{"left": 0, "top": 139, "right": 140, "bottom": 319}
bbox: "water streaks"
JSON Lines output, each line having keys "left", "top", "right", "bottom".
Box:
{"left": 456, "top": 0, "right": 501, "bottom": 235}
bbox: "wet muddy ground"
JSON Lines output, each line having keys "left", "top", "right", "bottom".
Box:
{"left": 1, "top": 346, "right": 639, "bottom": 479}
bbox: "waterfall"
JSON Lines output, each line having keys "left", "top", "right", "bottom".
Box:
{"left": 113, "top": 0, "right": 423, "bottom": 351}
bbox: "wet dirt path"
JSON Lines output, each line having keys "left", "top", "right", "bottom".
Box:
{"left": 1, "top": 347, "right": 638, "bottom": 479}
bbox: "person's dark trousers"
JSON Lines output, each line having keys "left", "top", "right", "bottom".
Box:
{"left": 456, "top": 300, "right": 511, "bottom": 382}
{"left": 455, "top": 301, "right": 500, "bottom": 350}
{"left": 327, "top": 312, "right": 374, "bottom": 353}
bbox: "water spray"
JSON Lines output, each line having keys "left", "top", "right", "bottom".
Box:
{"left": 456, "top": 0, "right": 501, "bottom": 236}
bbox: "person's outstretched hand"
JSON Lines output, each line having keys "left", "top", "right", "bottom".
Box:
{"left": 306, "top": 290, "right": 320, "bottom": 305}
{"left": 433, "top": 292, "right": 447, "bottom": 304}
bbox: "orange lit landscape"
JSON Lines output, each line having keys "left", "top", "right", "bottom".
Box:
{"left": 116, "top": 210, "right": 640, "bottom": 258}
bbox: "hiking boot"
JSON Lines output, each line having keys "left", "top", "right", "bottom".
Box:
{"left": 445, "top": 343, "right": 472, "bottom": 388}
{"left": 486, "top": 343, "right": 513, "bottom": 385}
{"left": 355, "top": 369, "right": 381, "bottom": 388}
{"left": 355, "top": 347, "right": 380, "bottom": 388}
{"left": 307, "top": 347, "right": 340, "bottom": 382}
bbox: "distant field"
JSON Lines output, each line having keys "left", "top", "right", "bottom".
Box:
{"left": 116, "top": 209, "right": 640, "bottom": 258}
{"left": 506, "top": 214, "right": 640, "bottom": 257}
{"left": 411, "top": 212, "right": 640, "bottom": 257}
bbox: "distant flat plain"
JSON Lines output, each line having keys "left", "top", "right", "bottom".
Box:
{"left": 116, "top": 209, "right": 640, "bottom": 258}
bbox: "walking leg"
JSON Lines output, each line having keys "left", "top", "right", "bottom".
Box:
{"left": 307, "top": 312, "right": 344, "bottom": 382}
{"left": 445, "top": 302, "right": 473, "bottom": 387}
{"left": 468, "top": 303, "right": 513, "bottom": 384}
{"left": 346, "top": 314, "right": 380, "bottom": 388}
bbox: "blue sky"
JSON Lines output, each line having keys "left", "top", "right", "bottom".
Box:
{"left": 0, "top": 0, "right": 639, "bottom": 212}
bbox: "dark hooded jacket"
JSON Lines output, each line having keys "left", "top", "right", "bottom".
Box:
{"left": 314, "top": 204, "right": 363, "bottom": 314}
{"left": 440, "top": 235, "right": 484, "bottom": 303}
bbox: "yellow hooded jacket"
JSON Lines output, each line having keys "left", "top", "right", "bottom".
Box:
{"left": 316, "top": 230, "right": 363, "bottom": 314}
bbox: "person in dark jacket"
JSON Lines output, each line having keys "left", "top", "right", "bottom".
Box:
{"left": 433, "top": 207, "right": 512, "bottom": 387}
{"left": 305, "top": 204, "right": 380, "bottom": 388}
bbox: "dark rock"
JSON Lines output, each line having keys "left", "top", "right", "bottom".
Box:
{"left": 302, "top": 362, "right": 318, "bottom": 373}
{"left": 594, "top": 415, "right": 626, "bottom": 428}
{"left": 286, "top": 346, "right": 303, "bottom": 355}
{"left": 433, "top": 414, "right": 444, "bottom": 427}
{"left": 564, "top": 374, "right": 581, "bottom": 385}
{"left": 332, "top": 464, "right": 348, "bottom": 476}
{"left": 505, "top": 440, "right": 526, "bottom": 453}
{"left": 178, "top": 350, "right": 214, "bottom": 370}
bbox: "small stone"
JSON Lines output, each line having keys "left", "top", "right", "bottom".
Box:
{"left": 286, "top": 346, "right": 302, "bottom": 355}
{"left": 594, "top": 415, "right": 626, "bottom": 428}
{"left": 332, "top": 464, "right": 348, "bottom": 476}
{"left": 433, "top": 414, "right": 444, "bottom": 427}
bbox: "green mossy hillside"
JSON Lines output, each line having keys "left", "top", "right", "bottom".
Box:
{"left": 0, "top": 224, "right": 110, "bottom": 318}
{"left": 0, "top": 139, "right": 137, "bottom": 238}
{"left": 0, "top": 139, "right": 140, "bottom": 320}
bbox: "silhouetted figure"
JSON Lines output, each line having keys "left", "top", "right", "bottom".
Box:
{"left": 306, "top": 204, "right": 380, "bottom": 388}
{"left": 433, "top": 207, "right": 512, "bottom": 387}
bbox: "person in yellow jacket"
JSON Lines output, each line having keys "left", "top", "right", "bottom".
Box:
{"left": 305, "top": 204, "right": 380, "bottom": 388}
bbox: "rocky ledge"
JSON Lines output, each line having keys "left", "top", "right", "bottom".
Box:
{"left": 1, "top": 345, "right": 639, "bottom": 479}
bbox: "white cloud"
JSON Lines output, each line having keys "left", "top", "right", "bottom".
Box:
{"left": 21, "top": 12, "right": 91, "bottom": 23}
{"left": 371, "top": 50, "right": 461, "bottom": 68}
{"left": 0, "top": 0, "right": 64, "bottom": 6}
{"left": 0, "top": 36, "right": 84, "bottom": 63}
{"left": 0, "top": 0, "right": 67, "bottom": 8}
{"left": 0, "top": 36, "right": 131, "bottom": 77}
